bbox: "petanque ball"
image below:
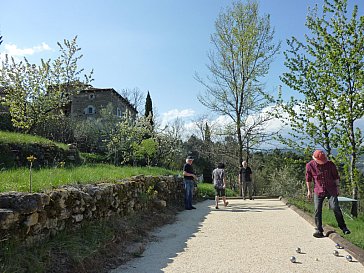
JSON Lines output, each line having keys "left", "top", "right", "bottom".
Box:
{"left": 346, "top": 255, "right": 353, "bottom": 262}
{"left": 290, "top": 256, "right": 296, "bottom": 263}
{"left": 295, "top": 247, "right": 301, "bottom": 254}
{"left": 333, "top": 250, "right": 339, "bottom": 256}
{"left": 335, "top": 243, "right": 343, "bottom": 249}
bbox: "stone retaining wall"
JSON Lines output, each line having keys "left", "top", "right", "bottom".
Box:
{"left": 0, "top": 175, "right": 184, "bottom": 244}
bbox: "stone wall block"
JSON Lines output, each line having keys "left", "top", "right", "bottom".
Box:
{"left": 2, "top": 193, "right": 46, "bottom": 214}
{"left": 24, "top": 212, "right": 39, "bottom": 227}
{"left": 59, "top": 209, "right": 71, "bottom": 220}
{"left": 49, "top": 190, "right": 69, "bottom": 211}
{"left": 0, "top": 208, "right": 20, "bottom": 229}
{"left": 37, "top": 211, "right": 48, "bottom": 226}
{"left": 72, "top": 214, "right": 83, "bottom": 223}
{"left": 45, "top": 218, "right": 58, "bottom": 229}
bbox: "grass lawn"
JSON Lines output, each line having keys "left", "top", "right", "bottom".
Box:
{"left": 0, "top": 164, "right": 179, "bottom": 193}
{"left": 0, "top": 131, "right": 68, "bottom": 149}
{"left": 288, "top": 197, "right": 364, "bottom": 250}
{"left": 197, "top": 182, "right": 238, "bottom": 199}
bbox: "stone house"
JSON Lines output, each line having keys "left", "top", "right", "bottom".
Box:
{"left": 0, "top": 86, "right": 137, "bottom": 132}
{"left": 68, "top": 87, "right": 138, "bottom": 120}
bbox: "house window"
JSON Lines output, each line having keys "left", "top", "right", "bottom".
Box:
{"left": 89, "top": 94, "right": 95, "bottom": 100}
{"left": 117, "top": 108, "right": 122, "bottom": 117}
{"left": 84, "top": 105, "right": 96, "bottom": 115}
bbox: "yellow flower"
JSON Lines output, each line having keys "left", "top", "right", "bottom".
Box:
{"left": 26, "top": 155, "right": 37, "bottom": 162}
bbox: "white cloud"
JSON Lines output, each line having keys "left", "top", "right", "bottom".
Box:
{"left": 161, "top": 108, "right": 195, "bottom": 126}
{"left": 4, "top": 42, "right": 51, "bottom": 56}
{"left": 0, "top": 42, "right": 52, "bottom": 63}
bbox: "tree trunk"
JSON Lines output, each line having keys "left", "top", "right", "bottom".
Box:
{"left": 350, "top": 153, "right": 358, "bottom": 217}
{"left": 237, "top": 119, "right": 243, "bottom": 197}
{"left": 237, "top": 122, "right": 243, "bottom": 168}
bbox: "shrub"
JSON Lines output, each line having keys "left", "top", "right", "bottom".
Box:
{"left": 197, "top": 183, "right": 237, "bottom": 199}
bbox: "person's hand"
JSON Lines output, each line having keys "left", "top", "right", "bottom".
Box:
{"left": 307, "top": 190, "right": 312, "bottom": 199}
{"left": 223, "top": 184, "right": 226, "bottom": 189}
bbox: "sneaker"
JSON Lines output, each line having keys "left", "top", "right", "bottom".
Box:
{"left": 224, "top": 201, "right": 229, "bottom": 207}
{"left": 215, "top": 206, "right": 219, "bottom": 209}
{"left": 191, "top": 206, "right": 197, "bottom": 209}
{"left": 342, "top": 228, "right": 351, "bottom": 235}
{"left": 313, "top": 230, "right": 324, "bottom": 238}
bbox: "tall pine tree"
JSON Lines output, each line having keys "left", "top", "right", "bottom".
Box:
{"left": 144, "top": 91, "right": 154, "bottom": 127}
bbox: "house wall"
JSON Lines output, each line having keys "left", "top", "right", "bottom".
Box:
{"left": 70, "top": 89, "right": 137, "bottom": 120}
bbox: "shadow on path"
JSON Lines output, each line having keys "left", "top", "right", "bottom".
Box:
{"left": 110, "top": 200, "right": 213, "bottom": 273}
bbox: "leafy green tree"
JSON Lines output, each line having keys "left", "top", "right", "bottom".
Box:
{"left": 155, "top": 118, "right": 184, "bottom": 169}
{"left": 280, "top": 0, "right": 364, "bottom": 216}
{"left": 133, "top": 138, "right": 158, "bottom": 166}
{"left": 196, "top": 0, "right": 280, "bottom": 166}
{"left": 107, "top": 116, "right": 153, "bottom": 165}
{"left": 0, "top": 36, "right": 93, "bottom": 133}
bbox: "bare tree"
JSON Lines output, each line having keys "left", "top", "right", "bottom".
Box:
{"left": 120, "top": 87, "right": 144, "bottom": 114}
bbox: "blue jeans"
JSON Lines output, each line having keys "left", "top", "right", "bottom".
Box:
{"left": 314, "top": 193, "right": 347, "bottom": 232}
{"left": 184, "top": 179, "right": 194, "bottom": 209}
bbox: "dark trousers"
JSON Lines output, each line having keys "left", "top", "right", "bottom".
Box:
{"left": 314, "top": 193, "right": 347, "bottom": 232}
{"left": 242, "top": 181, "right": 253, "bottom": 199}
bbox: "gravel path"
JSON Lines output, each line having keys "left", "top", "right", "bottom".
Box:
{"left": 110, "top": 198, "right": 364, "bottom": 273}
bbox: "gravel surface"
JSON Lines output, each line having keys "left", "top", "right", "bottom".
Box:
{"left": 110, "top": 198, "right": 364, "bottom": 273}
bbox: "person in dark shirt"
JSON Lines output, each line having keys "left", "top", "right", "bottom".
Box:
{"left": 239, "top": 161, "right": 253, "bottom": 200}
{"left": 306, "top": 150, "right": 351, "bottom": 238}
{"left": 183, "top": 156, "right": 197, "bottom": 210}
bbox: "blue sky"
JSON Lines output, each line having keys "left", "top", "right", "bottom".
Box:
{"left": 0, "top": 0, "right": 363, "bottom": 128}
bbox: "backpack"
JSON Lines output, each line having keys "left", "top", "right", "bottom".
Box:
{"left": 213, "top": 168, "right": 224, "bottom": 189}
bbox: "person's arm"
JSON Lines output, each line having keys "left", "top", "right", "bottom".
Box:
{"left": 306, "top": 181, "right": 313, "bottom": 199}
{"left": 305, "top": 164, "right": 313, "bottom": 199}
{"left": 183, "top": 171, "right": 196, "bottom": 179}
{"left": 223, "top": 174, "right": 227, "bottom": 188}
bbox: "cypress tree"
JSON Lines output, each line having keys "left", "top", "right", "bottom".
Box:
{"left": 144, "top": 91, "right": 154, "bottom": 126}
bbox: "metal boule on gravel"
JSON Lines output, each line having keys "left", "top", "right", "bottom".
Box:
{"left": 335, "top": 243, "right": 343, "bottom": 249}
{"left": 295, "top": 247, "right": 301, "bottom": 254}
{"left": 333, "top": 250, "right": 339, "bottom": 256}
{"left": 290, "top": 256, "right": 296, "bottom": 263}
{"left": 346, "top": 255, "right": 353, "bottom": 262}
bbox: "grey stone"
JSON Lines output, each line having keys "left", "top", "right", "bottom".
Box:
{"left": 0, "top": 208, "right": 20, "bottom": 229}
